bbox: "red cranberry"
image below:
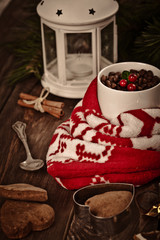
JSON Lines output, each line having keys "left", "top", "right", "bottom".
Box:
{"left": 119, "top": 79, "right": 127, "bottom": 87}
{"left": 128, "top": 73, "right": 137, "bottom": 82}
{"left": 127, "top": 83, "right": 136, "bottom": 91}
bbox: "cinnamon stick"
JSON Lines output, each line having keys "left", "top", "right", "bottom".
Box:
{"left": 19, "top": 93, "right": 64, "bottom": 109}
{"left": 18, "top": 99, "right": 64, "bottom": 119}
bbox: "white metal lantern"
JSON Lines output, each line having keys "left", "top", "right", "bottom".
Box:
{"left": 37, "top": 0, "right": 119, "bottom": 98}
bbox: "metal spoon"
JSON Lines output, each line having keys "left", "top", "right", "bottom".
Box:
{"left": 12, "top": 121, "right": 44, "bottom": 171}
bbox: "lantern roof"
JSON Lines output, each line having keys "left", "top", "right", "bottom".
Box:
{"left": 37, "top": 0, "right": 119, "bottom": 26}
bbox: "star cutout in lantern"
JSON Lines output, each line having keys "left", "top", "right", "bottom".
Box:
{"left": 89, "top": 8, "right": 96, "bottom": 15}
{"left": 56, "top": 9, "right": 63, "bottom": 16}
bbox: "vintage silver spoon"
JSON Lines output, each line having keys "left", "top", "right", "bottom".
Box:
{"left": 12, "top": 121, "right": 44, "bottom": 171}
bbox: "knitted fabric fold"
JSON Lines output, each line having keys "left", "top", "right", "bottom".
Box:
{"left": 46, "top": 78, "right": 160, "bottom": 190}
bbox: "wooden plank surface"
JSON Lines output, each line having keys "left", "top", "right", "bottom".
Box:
{"left": 0, "top": 1, "right": 79, "bottom": 239}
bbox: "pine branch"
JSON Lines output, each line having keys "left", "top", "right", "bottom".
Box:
{"left": 133, "top": 17, "right": 160, "bottom": 68}
{"left": 117, "top": 0, "right": 160, "bottom": 62}
{"left": 5, "top": 6, "right": 43, "bottom": 85}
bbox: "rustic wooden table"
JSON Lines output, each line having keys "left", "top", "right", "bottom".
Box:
{"left": 0, "top": 1, "right": 79, "bottom": 239}
{"left": 0, "top": 1, "right": 159, "bottom": 240}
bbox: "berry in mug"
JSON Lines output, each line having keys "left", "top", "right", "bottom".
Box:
{"left": 100, "top": 69, "right": 160, "bottom": 91}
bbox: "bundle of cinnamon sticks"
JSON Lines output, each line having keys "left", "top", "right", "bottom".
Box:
{"left": 18, "top": 92, "right": 64, "bottom": 119}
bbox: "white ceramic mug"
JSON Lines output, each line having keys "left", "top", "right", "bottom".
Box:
{"left": 97, "top": 62, "right": 160, "bottom": 120}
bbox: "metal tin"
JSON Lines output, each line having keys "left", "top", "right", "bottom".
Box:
{"left": 72, "top": 183, "right": 140, "bottom": 240}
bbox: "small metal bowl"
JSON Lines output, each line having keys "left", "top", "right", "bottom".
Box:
{"left": 72, "top": 183, "right": 140, "bottom": 240}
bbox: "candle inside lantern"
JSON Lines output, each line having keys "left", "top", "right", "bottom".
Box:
{"left": 66, "top": 55, "right": 93, "bottom": 79}
{"left": 65, "top": 33, "right": 93, "bottom": 79}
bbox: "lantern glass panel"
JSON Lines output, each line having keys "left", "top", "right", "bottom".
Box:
{"left": 100, "top": 22, "right": 113, "bottom": 69}
{"left": 65, "top": 33, "right": 93, "bottom": 81}
{"left": 43, "top": 24, "right": 58, "bottom": 78}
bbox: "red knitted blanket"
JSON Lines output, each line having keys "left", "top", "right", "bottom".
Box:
{"left": 47, "top": 78, "right": 160, "bottom": 190}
